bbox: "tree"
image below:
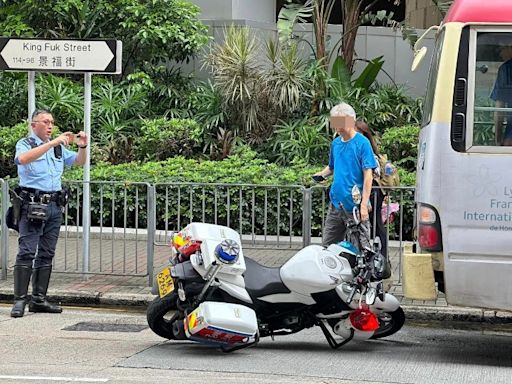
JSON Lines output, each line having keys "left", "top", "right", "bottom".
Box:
{"left": 0, "top": 0, "right": 210, "bottom": 76}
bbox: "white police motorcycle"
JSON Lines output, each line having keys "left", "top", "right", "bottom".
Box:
{"left": 146, "top": 186, "right": 404, "bottom": 352}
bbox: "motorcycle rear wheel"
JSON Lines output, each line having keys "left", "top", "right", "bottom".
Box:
{"left": 370, "top": 307, "right": 405, "bottom": 339}
{"left": 147, "top": 292, "right": 180, "bottom": 339}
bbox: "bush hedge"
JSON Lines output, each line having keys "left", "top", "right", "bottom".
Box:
{"left": 62, "top": 148, "right": 415, "bottom": 238}
{"left": 135, "top": 118, "right": 203, "bottom": 161}
{"left": 62, "top": 151, "right": 318, "bottom": 234}
{"left": 0, "top": 123, "right": 29, "bottom": 178}
{"left": 380, "top": 124, "right": 420, "bottom": 172}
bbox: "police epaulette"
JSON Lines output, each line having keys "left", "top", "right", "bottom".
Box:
{"left": 23, "top": 137, "right": 38, "bottom": 149}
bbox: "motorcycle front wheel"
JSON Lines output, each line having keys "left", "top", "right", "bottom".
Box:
{"left": 146, "top": 292, "right": 180, "bottom": 339}
{"left": 370, "top": 307, "right": 405, "bottom": 339}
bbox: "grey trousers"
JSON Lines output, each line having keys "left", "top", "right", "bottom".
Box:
{"left": 322, "top": 204, "right": 348, "bottom": 247}
{"left": 322, "top": 204, "right": 372, "bottom": 250}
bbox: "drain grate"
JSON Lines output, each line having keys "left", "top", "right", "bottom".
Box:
{"left": 63, "top": 322, "right": 148, "bottom": 333}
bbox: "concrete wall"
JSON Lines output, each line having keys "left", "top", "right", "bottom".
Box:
{"left": 192, "top": 0, "right": 275, "bottom": 23}
{"left": 406, "top": 0, "right": 443, "bottom": 29}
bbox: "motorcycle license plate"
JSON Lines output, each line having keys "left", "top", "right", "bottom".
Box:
{"left": 157, "top": 267, "right": 174, "bottom": 298}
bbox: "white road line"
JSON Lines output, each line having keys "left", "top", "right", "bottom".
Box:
{"left": 0, "top": 375, "right": 109, "bottom": 382}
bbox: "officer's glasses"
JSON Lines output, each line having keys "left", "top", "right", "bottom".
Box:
{"left": 33, "top": 119, "right": 55, "bottom": 125}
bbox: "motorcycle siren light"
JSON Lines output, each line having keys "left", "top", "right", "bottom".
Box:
{"left": 215, "top": 239, "right": 240, "bottom": 264}
{"left": 178, "top": 240, "right": 202, "bottom": 259}
{"left": 349, "top": 304, "right": 379, "bottom": 332}
{"left": 171, "top": 232, "right": 188, "bottom": 249}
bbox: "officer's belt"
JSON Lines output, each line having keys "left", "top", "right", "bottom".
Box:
{"left": 19, "top": 187, "right": 62, "bottom": 202}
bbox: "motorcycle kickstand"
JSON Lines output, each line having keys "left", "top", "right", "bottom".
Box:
{"left": 318, "top": 321, "right": 354, "bottom": 349}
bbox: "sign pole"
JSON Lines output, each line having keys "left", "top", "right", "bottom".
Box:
{"left": 27, "top": 71, "right": 35, "bottom": 123}
{"left": 82, "top": 72, "right": 92, "bottom": 275}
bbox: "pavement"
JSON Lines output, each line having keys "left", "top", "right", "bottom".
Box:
{"left": 1, "top": 233, "right": 511, "bottom": 323}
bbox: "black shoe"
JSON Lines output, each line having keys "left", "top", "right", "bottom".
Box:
{"left": 30, "top": 266, "right": 62, "bottom": 313}
{"left": 11, "top": 265, "right": 32, "bottom": 318}
{"left": 11, "top": 299, "right": 28, "bottom": 318}
{"left": 28, "top": 299, "right": 62, "bottom": 313}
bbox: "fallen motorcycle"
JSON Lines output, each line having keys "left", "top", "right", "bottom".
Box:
{"left": 147, "top": 187, "right": 404, "bottom": 352}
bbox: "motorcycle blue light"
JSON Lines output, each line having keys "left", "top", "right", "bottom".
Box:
{"left": 337, "top": 241, "right": 358, "bottom": 255}
{"left": 215, "top": 239, "right": 240, "bottom": 264}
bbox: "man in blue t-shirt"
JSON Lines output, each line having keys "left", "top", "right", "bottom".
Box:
{"left": 313, "top": 102, "right": 378, "bottom": 247}
{"left": 490, "top": 44, "right": 512, "bottom": 146}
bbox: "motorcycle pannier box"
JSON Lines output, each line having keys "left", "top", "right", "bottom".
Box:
{"left": 185, "top": 302, "right": 258, "bottom": 345}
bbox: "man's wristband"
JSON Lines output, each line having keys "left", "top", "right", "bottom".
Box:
{"left": 77, "top": 144, "right": 88, "bottom": 149}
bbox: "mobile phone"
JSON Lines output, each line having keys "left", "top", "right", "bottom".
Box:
{"left": 312, "top": 175, "right": 325, "bottom": 182}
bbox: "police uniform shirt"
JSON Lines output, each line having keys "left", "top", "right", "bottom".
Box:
{"left": 14, "top": 132, "right": 77, "bottom": 192}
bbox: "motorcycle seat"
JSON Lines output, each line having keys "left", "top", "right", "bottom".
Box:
{"left": 243, "top": 257, "right": 290, "bottom": 298}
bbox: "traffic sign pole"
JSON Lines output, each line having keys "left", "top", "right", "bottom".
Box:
{"left": 82, "top": 72, "right": 92, "bottom": 275}
{"left": 28, "top": 71, "right": 35, "bottom": 130}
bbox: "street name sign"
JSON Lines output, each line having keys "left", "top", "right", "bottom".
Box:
{"left": 0, "top": 38, "right": 122, "bottom": 74}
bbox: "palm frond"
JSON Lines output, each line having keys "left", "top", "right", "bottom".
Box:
{"left": 277, "top": 0, "right": 314, "bottom": 44}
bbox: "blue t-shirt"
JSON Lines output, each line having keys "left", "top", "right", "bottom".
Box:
{"left": 14, "top": 132, "right": 77, "bottom": 192}
{"left": 328, "top": 132, "right": 378, "bottom": 212}
{"left": 490, "top": 59, "right": 512, "bottom": 138}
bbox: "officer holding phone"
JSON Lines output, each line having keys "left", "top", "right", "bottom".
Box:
{"left": 10, "top": 109, "right": 88, "bottom": 318}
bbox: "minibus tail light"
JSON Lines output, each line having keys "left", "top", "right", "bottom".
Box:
{"left": 419, "top": 206, "right": 436, "bottom": 224}
{"left": 418, "top": 204, "right": 442, "bottom": 252}
{"left": 419, "top": 225, "right": 440, "bottom": 250}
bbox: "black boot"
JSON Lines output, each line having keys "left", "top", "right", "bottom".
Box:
{"left": 11, "top": 265, "right": 32, "bottom": 318}
{"left": 29, "top": 266, "right": 62, "bottom": 313}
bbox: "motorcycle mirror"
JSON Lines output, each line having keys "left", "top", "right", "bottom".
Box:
{"left": 351, "top": 185, "right": 361, "bottom": 205}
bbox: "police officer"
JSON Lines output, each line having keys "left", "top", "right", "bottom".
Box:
{"left": 11, "top": 109, "right": 88, "bottom": 318}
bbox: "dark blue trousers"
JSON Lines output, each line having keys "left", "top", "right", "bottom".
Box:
{"left": 16, "top": 202, "right": 62, "bottom": 268}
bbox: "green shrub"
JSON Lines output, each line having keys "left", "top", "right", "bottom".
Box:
{"left": 380, "top": 124, "right": 420, "bottom": 172}
{"left": 380, "top": 126, "right": 419, "bottom": 239}
{"left": 0, "top": 123, "right": 29, "bottom": 178}
{"left": 135, "top": 118, "right": 202, "bottom": 161}
{"left": 268, "top": 116, "right": 331, "bottom": 166}
{"left": 0, "top": 73, "right": 27, "bottom": 127}
{"left": 63, "top": 152, "right": 319, "bottom": 233}
{"left": 37, "top": 73, "right": 84, "bottom": 131}
{"left": 62, "top": 151, "right": 418, "bottom": 239}
{"left": 397, "top": 168, "right": 416, "bottom": 186}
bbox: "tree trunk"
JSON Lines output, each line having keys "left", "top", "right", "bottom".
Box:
{"left": 313, "top": 0, "right": 335, "bottom": 67}
{"left": 342, "top": 0, "right": 361, "bottom": 73}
